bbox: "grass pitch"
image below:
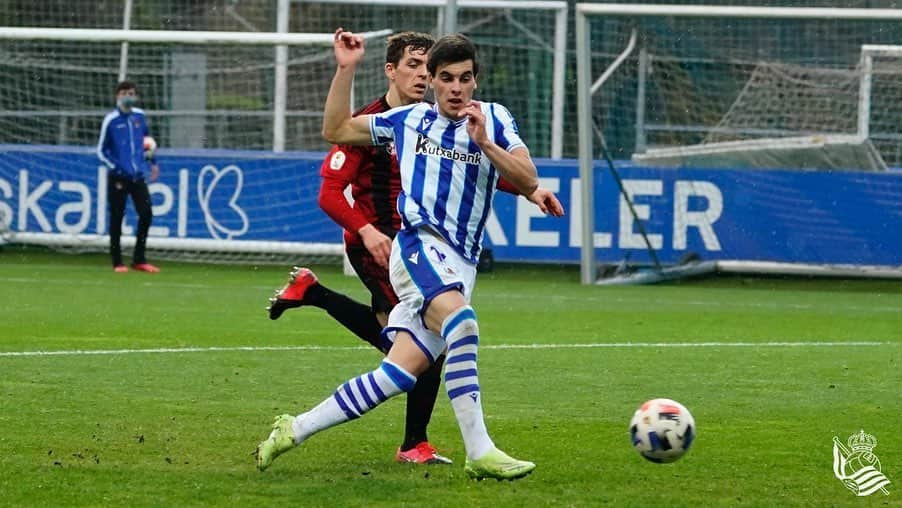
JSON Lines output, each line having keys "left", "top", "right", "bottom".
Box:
{"left": 1, "top": 247, "right": 900, "bottom": 507}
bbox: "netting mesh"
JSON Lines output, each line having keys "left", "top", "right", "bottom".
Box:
{"left": 1, "top": 1, "right": 563, "bottom": 156}
{"left": 865, "top": 55, "right": 902, "bottom": 165}
{"left": 703, "top": 63, "right": 861, "bottom": 143}
{"left": 587, "top": 15, "right": 902, "bottom": 167}
{"left": 0, "top": 39, "right": 383, "bottom": 152}
{"left": 0, "top": 0, "right": 566, "bottom": 265}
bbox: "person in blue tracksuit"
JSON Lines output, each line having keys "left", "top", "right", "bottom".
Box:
{"left": 96, "top": 81, "right": 160, "bottom": 273}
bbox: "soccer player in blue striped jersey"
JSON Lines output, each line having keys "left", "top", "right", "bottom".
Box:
{"left": 254, "top": 28, "right": 564, "bottom": 481}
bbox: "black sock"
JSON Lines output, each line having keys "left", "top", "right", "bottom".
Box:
{"left": 303, "top": 283, "right": 385, "bottom": 351}
{"left": 401, "top": 355, "right": 445, "bottom": 451}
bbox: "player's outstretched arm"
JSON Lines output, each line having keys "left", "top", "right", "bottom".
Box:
{"left": 526, "top": 188, "right": 565, "bottom": 217}
{"left": 483, "top": 145, "right": 539, "bottom": 196}
{"left": 497, "top": 178, "right": 564, "bottom": 217}
{"left": 322, "top": 28, "right": 373, "bottom": 145}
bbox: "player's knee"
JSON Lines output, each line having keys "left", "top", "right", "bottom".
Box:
{"left": 424, "top": 290, "right": 468, "bottom": 332}
{"left": 441, "top": 305, "right": 478, "bottom": 340}
{"left": 379, "top": 359, "right": 417, "bottom": 394}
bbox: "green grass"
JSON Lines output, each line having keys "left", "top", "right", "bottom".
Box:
{"left": 1, "top": 247, "right": 900, "bottom": 507}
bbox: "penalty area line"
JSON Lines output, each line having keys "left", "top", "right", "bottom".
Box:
{"left": 0, "top": 341, "right": 891, "bottom": 358}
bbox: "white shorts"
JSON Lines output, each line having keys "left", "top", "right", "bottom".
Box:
{"left": 382, "top": 226, "right": 477, "bottom": 362}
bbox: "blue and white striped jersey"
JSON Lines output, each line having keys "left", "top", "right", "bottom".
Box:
{"left": 369, "top": 102, "right": 525, "bottom": 264}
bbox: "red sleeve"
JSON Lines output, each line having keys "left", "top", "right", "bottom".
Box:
{"left": 496, "top": 176, "right": 520, "bottom": 195}
{"left": 318, "top": 145, "right": 371, "bottom": 234}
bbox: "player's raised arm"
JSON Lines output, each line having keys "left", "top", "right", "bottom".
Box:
{"left": 322, "top": 28, "right": 375, "bottom": 145}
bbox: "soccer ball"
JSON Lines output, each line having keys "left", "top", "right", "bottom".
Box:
{"left": 629, "top": 398, "right": 695, "bottom": 463}
{"left": 143, "top": 136, "right": 157, "bottom": 158}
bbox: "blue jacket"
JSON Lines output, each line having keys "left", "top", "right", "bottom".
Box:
{"left": 97, "top": 107, "right": 153, "bottom": 180}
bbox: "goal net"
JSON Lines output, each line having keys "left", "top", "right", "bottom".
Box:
{"left": 0, "top": 0, "right": 567, "bottom": 265}
{"left": 292, "top": 0, "right": 567, "bottom": 158}
{"left": 581, "top": 6, "right": 902, "bottom": 171}
{"left": 575, "top": 4, "right": 902, "bottom": 284}
{"left": 632, "top": 47, "right": 901, "bottom": 171}
{"left": 0, "top": 27, "right": 392, "bottom": 264}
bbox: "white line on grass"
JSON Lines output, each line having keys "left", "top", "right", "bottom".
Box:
{"left": 0, "top": 341, "right": 890, "bottom": 358}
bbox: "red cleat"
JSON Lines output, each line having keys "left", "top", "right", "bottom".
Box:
{"left": 113, "top": 264, "right": 129, "bottom": 273}
{"left": 131, "top": 263, "right": 160, "bottom": 273}
{"left": 395, "top": 442, "right": 453, "bottom": 465}
{"left": 267, "top": 267, "right": 318, "bottom": 320}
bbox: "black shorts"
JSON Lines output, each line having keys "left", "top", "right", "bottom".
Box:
{"left": 346, "top": 243, "right": 399, "bottom": 315}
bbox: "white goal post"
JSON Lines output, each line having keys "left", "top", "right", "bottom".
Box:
{"left": 575, "top": 4, "right": 902, "bottom": 284}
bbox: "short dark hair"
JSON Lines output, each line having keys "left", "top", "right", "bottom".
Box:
{"left": 115, "top": 80, "right": 137, "bottom": 94}
{"left": 426, "top": 33, "right": 478, "bottom": 77}
{"left": 385, "top": 31, "right": 434, "bottom": 66}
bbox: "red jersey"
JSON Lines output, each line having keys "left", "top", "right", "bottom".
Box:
{"left": 318, "top": 96, "right": 401, "bottom": 246}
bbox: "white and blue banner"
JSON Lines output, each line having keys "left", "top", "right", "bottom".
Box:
{"left": 489, "top": 161, "right": 902, "bottom": 266}
{"left": 2, "top": 145, "right": 901, "bottom": 266}
{"left": 0, "top": 146, "right": 338, "bottom": 245}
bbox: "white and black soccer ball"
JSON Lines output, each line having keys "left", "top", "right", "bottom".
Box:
{"left": 629, "top": 398, "right": 695, "bottom": 463}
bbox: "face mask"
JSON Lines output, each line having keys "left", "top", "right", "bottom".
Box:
{"left": 118, "top": 95, "right": 139, "bottom": 108}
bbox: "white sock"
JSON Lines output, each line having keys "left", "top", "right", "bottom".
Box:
{"left": 442, "top": 306, "right": 494, "bottom": 460}
{"left": 291, "top": 359, "right": 416, "bottom": 443}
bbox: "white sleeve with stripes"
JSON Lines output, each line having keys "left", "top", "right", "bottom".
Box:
{"left": 96, "top": 113, "right": 116, "bottom": 169}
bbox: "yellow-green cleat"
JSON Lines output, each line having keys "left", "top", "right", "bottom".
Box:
{"left": 464, "top": 447, "right": 536, "bottom": 481}
{"left": 254, "top": 414, "right": 295, "bottom": 471}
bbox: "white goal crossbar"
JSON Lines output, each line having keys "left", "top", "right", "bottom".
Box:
{"left": 0, "top": 27, "right": 392, "bottom": 45}
{"left": 576, "top": 4, "right": 902, "bottom": 20}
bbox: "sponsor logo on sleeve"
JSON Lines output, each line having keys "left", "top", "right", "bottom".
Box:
{"left": 330, "top": 150, "right": 346, "bottom": 170}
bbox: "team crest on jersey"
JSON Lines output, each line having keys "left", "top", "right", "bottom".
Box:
{"left": 414, "top": 134, "right": 482, "bottom": 164}
{"left": 329, "top": 150, "right": 346, "bottom": 170}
